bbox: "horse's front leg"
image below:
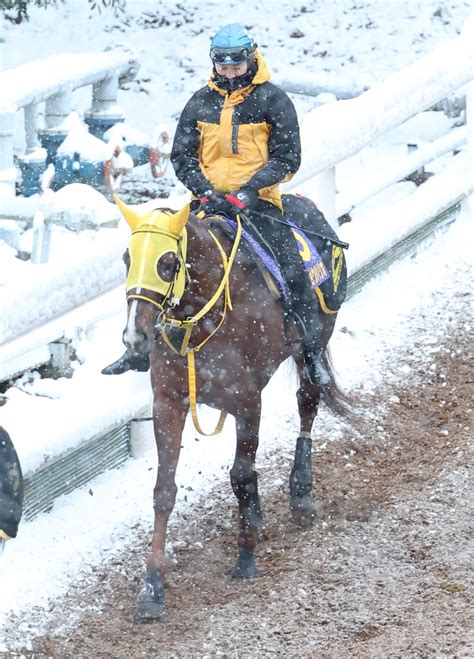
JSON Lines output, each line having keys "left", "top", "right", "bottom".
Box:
{"left": 230, "top": 398, "right": 263, "bottom": 579}
{"left": 135, "top": 388, "right": 187, "bottom": 623}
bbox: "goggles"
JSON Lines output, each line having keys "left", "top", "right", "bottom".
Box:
{"left": 210, "top": 46, "right": 254, "bottom": 65}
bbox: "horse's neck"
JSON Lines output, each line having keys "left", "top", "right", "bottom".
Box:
{"left": 178, "top": 217, "right": 226, "bottom": 312}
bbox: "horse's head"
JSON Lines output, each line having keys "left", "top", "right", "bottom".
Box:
{"left": 114, "top": 195, "right": 189, "bottom": 355}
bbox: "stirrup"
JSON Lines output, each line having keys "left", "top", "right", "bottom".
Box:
{"left": 101, "top": 350, "right": 150, "bottom": 375}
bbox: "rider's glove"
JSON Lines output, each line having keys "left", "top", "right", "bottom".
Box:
{"left": 198, "top": 189, "right": 227, "bottom": 216}
{"left": 225, "top": 188, "right": 259, "bottom": 212}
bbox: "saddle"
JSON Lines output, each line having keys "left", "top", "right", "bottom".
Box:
{"left": 210, "top": 193, "right": 348, "bottom": 315}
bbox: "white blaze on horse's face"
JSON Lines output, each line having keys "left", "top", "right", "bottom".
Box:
{"left": 123, "top": 298, "right": 142, "bottom": 350}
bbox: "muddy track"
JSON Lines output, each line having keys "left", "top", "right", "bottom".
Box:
{"left": 4, "top": 313, "right": 473, "bottom": 658}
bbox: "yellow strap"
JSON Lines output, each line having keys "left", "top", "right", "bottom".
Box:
{"left": 208, "top": 230, "right": 233, "bottom": 310}
{"left": 190, "top": 214, "right": 242, "bottom": 324}
{"left": 192, "top": 284, "right": 229, "bottom": 353}
{"left": 161, "top": 323, "right": 193, "bottom": 356}
{"left": 188, "top": 350, "right": 227, "bottom": 435}
{"left": 315, "top": 287, "right": 338, "bottom": 315}
{"left": 165, "top": 215, "right": 241, "bottom": 435}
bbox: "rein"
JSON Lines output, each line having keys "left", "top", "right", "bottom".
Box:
{"left": 161, "top": 213, "right": 243, "bottom": 435}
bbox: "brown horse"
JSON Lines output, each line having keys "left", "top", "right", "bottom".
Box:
{"left": 115, "top": 194, "right": 350, "bottom": 621}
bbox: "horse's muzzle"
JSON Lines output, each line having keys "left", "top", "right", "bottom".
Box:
{"left": 123, "top": 327, "right": 153, "bottom": 356}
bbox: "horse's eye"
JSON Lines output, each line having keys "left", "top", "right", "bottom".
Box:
{"left": 157, "top": 251, "right": 177, "bottom": 282}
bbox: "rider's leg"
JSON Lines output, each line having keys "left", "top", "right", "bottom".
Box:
{"left": 244, "top": 202, "right": 330, "bottom": 386}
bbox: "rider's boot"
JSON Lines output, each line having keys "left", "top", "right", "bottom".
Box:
{"left": 303, "top": 345, "right": 331, "bottom": 387}
{"left": 101, "top": 348, "right": 150, "bottom": 375}
{"left": 292, "top": 288, "right": 331, "bottom": 387}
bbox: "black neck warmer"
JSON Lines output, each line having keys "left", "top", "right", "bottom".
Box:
{"left": 213, "top": 59, "right": 259, "bottom": 93}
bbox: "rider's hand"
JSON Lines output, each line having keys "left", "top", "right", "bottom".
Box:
{"left": 198, "top": 189, "right": 227, "bottom": 215}
{"left": 225, "top": 188, "right": 259, "bottom": 212}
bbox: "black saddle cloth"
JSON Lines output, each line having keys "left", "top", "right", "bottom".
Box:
{"left": 206, "top": 193, "right": 348, "bottom": 313}
{"left": 281, "top": 194, "right": 348, "bottom": 313}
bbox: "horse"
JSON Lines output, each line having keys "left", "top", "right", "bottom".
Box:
{"left": 114, "top": 194, "right": 351, "bottom": 622}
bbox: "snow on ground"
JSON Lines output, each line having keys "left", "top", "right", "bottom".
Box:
{"left": 0, "top": 0, "right": 472, "bottom": 648}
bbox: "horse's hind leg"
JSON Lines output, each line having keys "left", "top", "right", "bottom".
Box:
{"left": 289, "top": 365, "right": 321, "bottom": 527}
{"left": 290, "top": 313, "right": 337, "bottom": 526}
{"left": 230, "top": 398, "right": 263, "bottom": 579}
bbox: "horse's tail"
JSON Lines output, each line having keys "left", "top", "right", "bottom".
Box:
{"left": 320, "top": 348, "right": 357, "bottom": 422}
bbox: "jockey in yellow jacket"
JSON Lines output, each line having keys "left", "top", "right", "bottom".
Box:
{"left": 104, "top": 24, "right": 329, "bottom": 386}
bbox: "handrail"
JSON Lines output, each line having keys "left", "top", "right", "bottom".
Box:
{"left": 283, "top": 20, "right": 473, "bottom": 227}
{"left": 0, "top": 46, "right": 139, "bottom": 180}
{"left": 0, "top": 47, "right": 139, "bottom": 112}
{"left": 286, "top": 26, "right": 473, "bottom": 188}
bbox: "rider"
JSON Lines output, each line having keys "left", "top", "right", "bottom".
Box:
{"left": 103, "top": 23, "right": 329, "bottom": 386}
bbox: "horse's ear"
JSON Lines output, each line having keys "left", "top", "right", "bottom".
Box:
{"left": 169, "top": 203, "right": 190, "bottom": 236}
{"left": 113, "top": 193, "right": 142, "bottom": 231}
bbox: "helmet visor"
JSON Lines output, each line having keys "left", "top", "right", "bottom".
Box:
{"left": 210, "top": 47, "right": 252, "bottom": 65}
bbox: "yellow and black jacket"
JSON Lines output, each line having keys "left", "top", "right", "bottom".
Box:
{"left": 170, "top": 52, "right": 301, "bottom": 210}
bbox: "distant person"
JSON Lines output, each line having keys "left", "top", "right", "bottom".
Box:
{"left": 0, "top": 426, "right": 24, "bottom": 552}
{"left": 103, "top": 23, "right": 329, "bottom": 386}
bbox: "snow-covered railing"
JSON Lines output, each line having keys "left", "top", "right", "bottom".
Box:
{"left": 0, "top": 47, "right": 139, "bottom": 186}
{"left": 284, "top": 20, "right": 474, "bottom": 226}
{"left": 0, "top": 230, "right": 127, "bottom": 347}
{"left": 1, "top": 22, "right": 471, "bottom": 522}
{"left": 1, "top": 24, "right": 473, "bottom": 377}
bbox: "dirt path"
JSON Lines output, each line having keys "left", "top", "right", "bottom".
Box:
{"left": 4, "top": 309, "right": 469, "bottom": 658}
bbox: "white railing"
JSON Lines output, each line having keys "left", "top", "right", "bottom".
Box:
{"left": 284, "top": 19, "right": 474, "bottom": 227}
{"left": 1, "top": 22, "right": 473, "bottom": 381}
{"left": 0, "top": 46, "right": 139, "bottom": 182}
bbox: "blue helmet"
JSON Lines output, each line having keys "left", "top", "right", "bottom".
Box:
{"left": 210, "top": 24, "right": 257, "bottom": 65}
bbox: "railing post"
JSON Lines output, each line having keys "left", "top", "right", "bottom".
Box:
{"left": 31, "top": 210, "right": 52, "bottom": 264}
{"left": 44, "top": 89, "right": 73, "bottom": 130}
{"left": 311, "top": 166, "right": 337, "bottom": 229}
{"left": 38, "top": 89, "right": 73, "bottom": 167}
{"left": 0, "top": 111, "right": 16, "bottom": 189}
{"left": 85, "top": 75, "right": 124, "bottom": 139}
{"left": 24, "top": 103, "right": 40, "bottom": 153}
{"left": 467, "top": 81, "right": 473, "bottom": 198}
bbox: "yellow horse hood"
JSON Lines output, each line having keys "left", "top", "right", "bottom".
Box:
{"left": 114, "top": 195, "right": 190, "bottom": 304}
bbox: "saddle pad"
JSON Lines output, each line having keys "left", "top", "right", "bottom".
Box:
{"left": 282, "top": 194, "right": 348, "bottom": 313}
{"left": 284, "top": 218, "right": 346, "bottom": 313}
{"left": 214, "top": 198, "right": 348, "bottom": 314}
{"left": 224, "top": 217, "right": 290, "bottom": 299}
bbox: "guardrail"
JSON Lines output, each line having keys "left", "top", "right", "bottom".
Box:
{"left": 2, "top": 23, "right": 474, "bottom": 518}
{"left": 0, "top": 46, "right": 139, "bottom": 187}
{"left": 284, "top": 18, "right": 473, "bottom": 227}
{"left": 1, "top": 20, "right": 473, "bottom": 378}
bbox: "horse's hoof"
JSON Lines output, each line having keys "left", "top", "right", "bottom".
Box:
{"left": 231, "top": 548, "right": 261, "bottom": 579}
{"left": 290, "top": 494, "right": 317, "bottom": 528}
{"left": 134, "top": 571, "right": 165, "bottom": 623}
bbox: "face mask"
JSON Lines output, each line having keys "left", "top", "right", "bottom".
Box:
{"left": 214, "top": 59, "right": 258, "bottom": 92}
